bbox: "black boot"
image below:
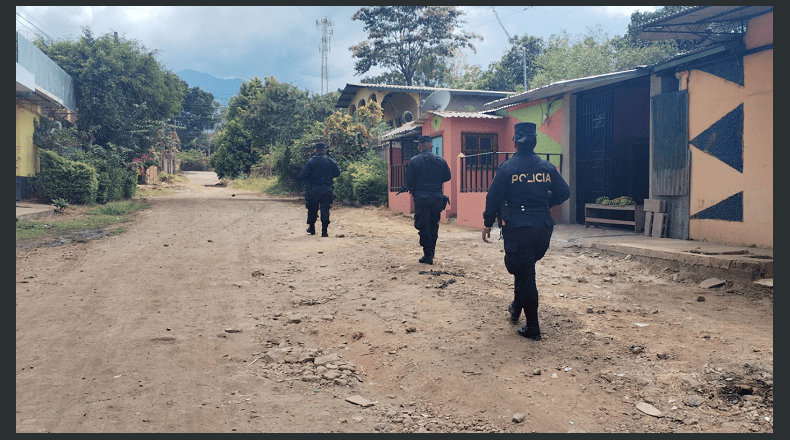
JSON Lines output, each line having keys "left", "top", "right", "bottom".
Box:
{"left": 306, "top": 223, "right": 316, "bottom": 235}
{"left": 507, "top": 302, "right": 521, "bottom": 324}
{"left": 418, "top": 248, "right": 433, "bottom": 265}
{"left": 517, "top": 324, "right": 541, "bottom": 341}
{"left": 321, "top": 224, "right": 329, "bottom": 237}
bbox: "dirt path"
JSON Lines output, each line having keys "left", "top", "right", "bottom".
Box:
{"left": 16, "top": 171, "right": 773, "bottom": 433}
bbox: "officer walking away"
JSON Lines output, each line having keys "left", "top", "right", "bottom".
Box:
{"left": 481, "top": 122, "right": 570, "bottom": 341}
{"left": 404, "top": 135, "right": 451, "bottom": 264}
{"left": 298, "top": 142, "right": 341, "bottom": 237}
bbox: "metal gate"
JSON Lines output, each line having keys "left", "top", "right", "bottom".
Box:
{"left": 575, "top": 89, "right": 613, "bottom": 223}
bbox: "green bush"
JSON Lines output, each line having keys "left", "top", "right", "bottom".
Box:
{"left": 333, "top": 151, "right": 387, "bottom": 205}
{"left": 269, "top": 141, "right": 309, "bottom": 192}
{"left": 71, "top": 144, "right": 137, "bottom": 203}
{"left": 352, "top": 162, "right": 388, "bottom": 204}
{"left": 37, "top": 149, "right": 98, "bottom": 204}
{"left": 178, "top": 149, "right": 211, "bottom": 171}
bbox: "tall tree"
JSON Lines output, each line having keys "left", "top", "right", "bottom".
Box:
{"left": 350, "top": 6, "right": 481, "bottom": 86}
{"left": 529, "top": 26, "right": 677, "bottom": 90}
{"left": 173, "top": 81, "right": 220, "bottom": 148}
{"left": 210, "top": 77, "right": 339, "bottom": 179}
{"left": 35, "top": 27, "right": 185, "bottom": 158}
{"left": 475, "top": 34, "right": 544, "bottom": 92}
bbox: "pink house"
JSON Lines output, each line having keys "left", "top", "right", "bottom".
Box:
{"left": 384, "top": 88, "right": 578, "bottom": 229}
{"left": 346, "top": 7, "right": 773, "bottom": 250}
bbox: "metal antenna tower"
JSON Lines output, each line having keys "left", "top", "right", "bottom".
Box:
{"left": 316, "top": 17, "right": 333, "bottom": 95}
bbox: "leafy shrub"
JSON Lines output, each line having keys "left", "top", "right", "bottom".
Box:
{"left": 51, "top": 197, "right": 69, "bottom": 211}
{"left": 37, "top": 149, "right": 98, "bottom": 204}
{"left": 269, "top": 141, "right": 310, "bottom": 192}
{"left": 72, "top": 144, "right": 137, "bottom": 203}
{"left": 333, "top": 150, "right": 387, "bottom": 205}
{"left": 178, "top": 149, "right": 211, "bottom": 171}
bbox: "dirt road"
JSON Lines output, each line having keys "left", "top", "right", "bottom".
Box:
{"left": 16, "top": 171, "right": 773, "bottom": 433}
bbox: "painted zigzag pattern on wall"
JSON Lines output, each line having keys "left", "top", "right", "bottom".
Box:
{"left": 689, "top": 57, "right": 745, "bottom": 222}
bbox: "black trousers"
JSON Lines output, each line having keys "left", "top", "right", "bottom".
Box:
{"left": 503, "top": 224, "right": 553, "bottom": 329}
{"left": 413, "top": 197, "right": 445, "bottom": 254}
{"left": 305, "top": 186, "right": 334, "bottom": 226}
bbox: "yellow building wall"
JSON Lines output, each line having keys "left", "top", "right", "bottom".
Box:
{"left": 347, "top": 88, "right": 419, "bottom": 125}
{"left": 685, "top": 12, "right": 772, "bottom": 248}
{"left": 16, "top": 104, "right": 39, "bottom": 177}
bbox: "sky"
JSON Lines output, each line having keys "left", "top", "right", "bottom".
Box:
{"left": 16, "top": 6, "right": 660, "bottom": 95}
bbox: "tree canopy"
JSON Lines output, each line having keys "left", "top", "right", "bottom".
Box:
{"left": 350, "top": 6, "right": 481, "bottom": 86}
{"left": 35, "top": 27, "right": 185, "bottom": 158}
{"left": 210, "top": 76, "right": 339, "bottom": 179}
{"left": 173, "top": 81, "right": 220, "bottom": 148}
{"left": 529, "top": 26, "right": 677, "bottom": 90}
{"left": 474, "top": 34, "right": 544, "bottom": 92}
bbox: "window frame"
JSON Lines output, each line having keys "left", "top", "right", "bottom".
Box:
{"left": 462, "top": 132, "right": 498, "bottom": 167}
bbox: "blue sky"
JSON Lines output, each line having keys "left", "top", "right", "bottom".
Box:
{"left": 16, "top": 6, "right": 659, "bottom": 95}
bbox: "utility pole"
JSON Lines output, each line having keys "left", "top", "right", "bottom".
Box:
{"left": 522, "top": 46, "right": 528, "bottom": 91}
{"left": 316, "top": 17, "right": 333, "bottom": 95}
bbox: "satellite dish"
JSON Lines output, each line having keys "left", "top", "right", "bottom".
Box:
{"left": 421, "top": 90, "right": 451, "bottom": 112}
{"left": 402, "top": 111, "right": 414, "bottom": 123}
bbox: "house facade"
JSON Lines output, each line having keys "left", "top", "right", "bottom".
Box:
{"left": 16, "top": 32, "right": 77, "bottom": 200}
{"left": 384, "top": 69, "right": 653, "bottom": 231}
{"left": 638, "top": 6, "right": 773, "bottom": 248}
{"left": 352, "top": 6, "right": 773, "bottom": 250}
{"left": 335, "top": 83, "right": 512, "bottom": 128}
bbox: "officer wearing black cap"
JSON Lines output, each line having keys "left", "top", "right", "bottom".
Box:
{"left": 298, "top": 142, "right": 341, "bottom": 237}
{"left": 404, "top": 135, "right": 451, "bottom": 264}
{"left": 482, "top": 122, "right": 570, "bottom": 341}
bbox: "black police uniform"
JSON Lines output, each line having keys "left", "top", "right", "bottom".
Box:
{"left": 483, "top": 124, "right": 570, "bottom": 340}
{"left": 404, "top": 136, "right": 451, "bottom": 264}
{"left": 298, "top": 146, "right": 340, "bottom": 237}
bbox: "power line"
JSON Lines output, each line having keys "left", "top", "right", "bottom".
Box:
{"left": 17, "top": 7, "right": 61, "bottom": 41}
{"left": 491, "top": 7, "right": 513, "bottom": 40}
{"left": 15, "top": 12, "right": 56, "bottom": 43}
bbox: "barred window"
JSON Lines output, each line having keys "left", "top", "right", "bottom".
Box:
{"left": 401, "top": 140, "right": 418, "bottom": 164}
{"left": 463, "top": 133, "right": 498, "bottom": 166}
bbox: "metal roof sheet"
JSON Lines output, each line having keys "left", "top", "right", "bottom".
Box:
{"left": 380, "top": 121, "right": 421, "bottom": 141}
{"left": 336, "top": 83, "right": 512, "bottom": 108}
{"left": 481, "top": 68, "right": 650, "bottom": 112}
{"left": 416, "top": 110, "right": 503, "bottom": 123}
{"left": 635, "top": 6, "right": 773, "bottom": 42}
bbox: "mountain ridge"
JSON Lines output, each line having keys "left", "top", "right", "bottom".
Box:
{"left": 176, "top": 69, "right": 244, "bottom": 106}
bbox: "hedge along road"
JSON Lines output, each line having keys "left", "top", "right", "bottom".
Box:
{"left": 16, "top": 171, "right": 773, "bottom": 433}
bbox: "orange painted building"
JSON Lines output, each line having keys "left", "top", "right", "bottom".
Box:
{"left": 375, "top": 6, "right": 772, "bottom": 250}
{"left": 640, "top": 7, "right": 773, "bottom": 248}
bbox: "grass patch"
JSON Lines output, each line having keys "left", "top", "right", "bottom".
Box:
{"left": 159, "top": 172, "right": 189, "bottom": 183}
{"left": 16, "top": 199, "right": 150, "bottom": 240}
{"left": 229, "top": 176, "right": 289, "bottom": 194}
{"left": 136, "top": 186, "right": 174, "bottom": 197}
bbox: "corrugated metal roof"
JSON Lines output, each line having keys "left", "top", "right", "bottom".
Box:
{"left": 380, "top": 121, "right": 421, "bottom": 141}
{"left": 635, "top": 6, "right": 773, "bottom": 42}
{"left": 336, "top": 83, "right": 512, "bottom": 108}
{"left": 416, "top": 110, "right": 504, "bottom": 122}
{"left": 481, "top": 68, "right": 650, "bottom": 112}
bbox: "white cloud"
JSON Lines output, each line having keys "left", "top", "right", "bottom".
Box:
{"left": 590, "top": 6, "right": 659, "bottom": 18}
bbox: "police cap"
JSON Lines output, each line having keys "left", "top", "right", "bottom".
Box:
{"left": 513, "top": 122, "right": 537, "bottom": 144}
{"left": 313, "top": 142, "right": 326, "bottom": 151}
{"left": 417, "top": 135, "right": 432, "bottom": 144}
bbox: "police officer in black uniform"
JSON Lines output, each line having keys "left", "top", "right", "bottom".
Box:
{"left": 298, "top": 142, "right": 341, "bottom": 237}
{"left": 405, "top": 135, "right": 452, "bottom": 264}
{"left": 482, "top": 122, "right": 570, "bottom": 341}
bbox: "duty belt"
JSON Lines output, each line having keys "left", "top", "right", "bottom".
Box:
{"left": 514, "top": 205, "right": 549, "bottom": 213}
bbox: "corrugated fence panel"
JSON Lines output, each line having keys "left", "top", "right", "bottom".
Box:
{"left": 650, "top": 90, "right": 689, "bottom": 196}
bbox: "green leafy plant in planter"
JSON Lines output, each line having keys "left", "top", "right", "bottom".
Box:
{"left": 596, "top": 196, "right": 635, "bottom": 206}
